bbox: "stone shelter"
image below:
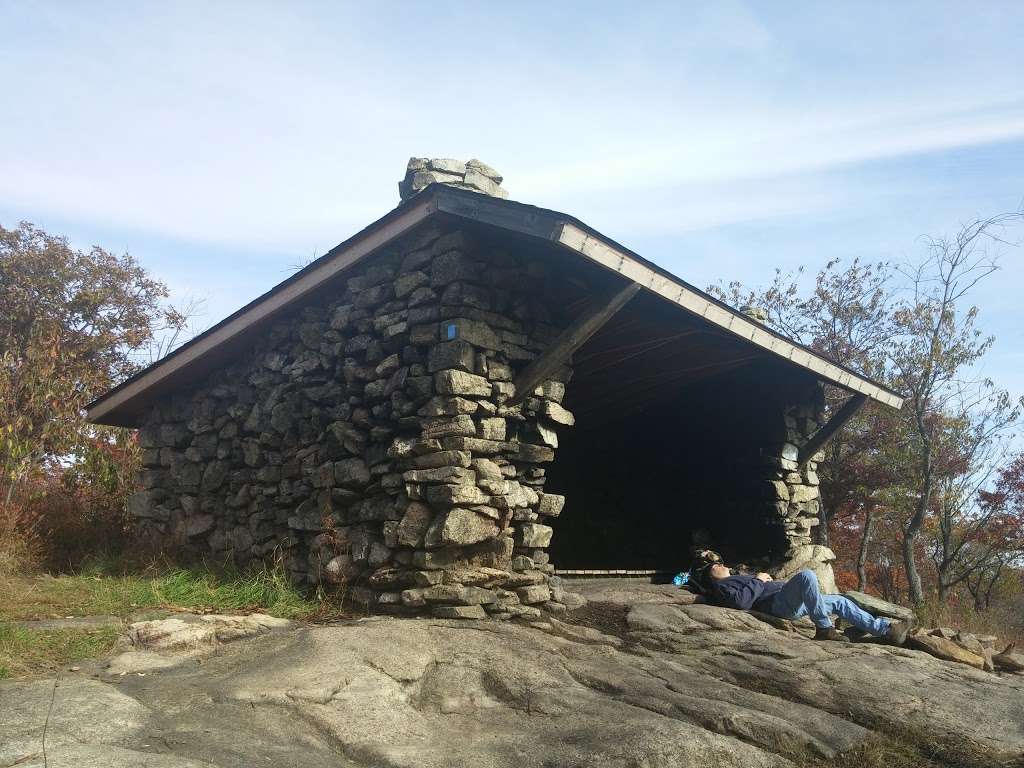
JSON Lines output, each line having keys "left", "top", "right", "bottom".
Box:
{"left": 87, "top": 158, "right": 903, "bottom": 617}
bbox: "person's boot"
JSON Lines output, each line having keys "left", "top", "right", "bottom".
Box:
{"left": 884, "top": 620, "right": 910, "bottom": 646}
{"left": 814, "top": 624, "right": 841, "bottom": 641}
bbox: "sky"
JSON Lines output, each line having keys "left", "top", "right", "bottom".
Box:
{"left": 2, "top": 1, "right": 1023, "bottom": 395}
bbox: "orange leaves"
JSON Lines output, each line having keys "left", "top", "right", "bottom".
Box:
{"left": 1, "top": 222, "right": 182, "bottom": 547}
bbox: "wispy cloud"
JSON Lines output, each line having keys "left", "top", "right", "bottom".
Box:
{"left": 2, "top": 2, "right": 1022, "bottom": 254}
{"left": 521, "top": 100, "right": 1024, "bottom": 199}
{"left": 4, "top": 1, "right": 1020, "bottom": 396}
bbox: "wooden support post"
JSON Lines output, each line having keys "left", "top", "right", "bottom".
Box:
{"left": 510, "top": 281, "right": 641, "bottom": 404}
{"left": 798, "top": 393, "right": 867, "bottom": 468}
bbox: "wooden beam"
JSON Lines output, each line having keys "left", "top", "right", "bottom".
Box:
{"left": 511, "top": 281, "right": 641, "bottom": 404}
{"left": 575, "top": 354, "right": 761, "bottom": 402}
{"left": 798, "top": 393, "right": 868, "bottom": 468}
{"left": 573, "top": 330, "right": 701, "bottom": 371}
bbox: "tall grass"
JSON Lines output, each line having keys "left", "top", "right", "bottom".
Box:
{"left": 0, "top": 559, "right": 348, "bottom": 678}
{"left": 915, "top": 598, "right": 1024, "bottom": 648}
{"left": 0, "top": 621, "right": 119, "bottom": 679}
{"left": 0, "top": 560, "right": 346, "bottom": 623}
{"left": 145, "top": 565, "right": 323, "bottom": 619}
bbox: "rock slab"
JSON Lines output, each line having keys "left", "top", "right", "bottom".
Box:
{"left": 4, "top": 583, "right": 1023, "bottom": 767}
{"left": 843, "top": 590, "right": 916, "bottom": 622}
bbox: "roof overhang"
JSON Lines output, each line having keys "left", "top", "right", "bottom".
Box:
{"left": 87, "top": 184, "right": 903, "bottom": 427}
{"left": 555, "top": 222, "right": 902, "bottom": 408}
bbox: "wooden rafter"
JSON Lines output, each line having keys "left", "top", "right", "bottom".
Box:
{"left": 573, "top": 354, "right": 762, "bottom": 422}
{"left": 572, "top": 330, "right": 701, "bottom": 371}
{"left": 575, "top": 353, "right": 757, "bottom": 396}
{"left": 576, "top": 334, "right": 744, "bottom": 381}
{"left": 510, "top": 281, "right": 641, "bottom": 404}
{"left": 797, "top": 393, "right": 868, "bottom": 468}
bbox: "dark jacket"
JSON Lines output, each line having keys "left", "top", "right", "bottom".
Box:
{"left": 709, "top": 574, "right": 784, "bottom": 612}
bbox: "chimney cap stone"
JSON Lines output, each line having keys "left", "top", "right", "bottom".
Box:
{"left": 399, "top": 157, "right": 508, "bottom": 202}
{"left": 740, "top": 305, "right": 769, "bottom": 323}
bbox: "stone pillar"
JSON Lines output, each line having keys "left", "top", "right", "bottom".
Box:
{"left": 331, "top": 219, "right": 582, "bottom": 618}
{"left": 759, "top": 384, "right": 838, "bottom": 593}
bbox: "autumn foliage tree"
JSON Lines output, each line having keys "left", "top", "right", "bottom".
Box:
{"left": 966, "top": 453, "right": 1024, "bottom": 608}
{"left": 710, "top": 210, "right": 1023, "bottom": 609}
{"left": 887, "top": 214, "right": 1023, "bottom": 604}
{"left": 0, "top": 221, "right": 187, "bottom": 568}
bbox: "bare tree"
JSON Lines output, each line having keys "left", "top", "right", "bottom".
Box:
{"left": 928, "top": 387, "right": 1020, "bottom": 602}
{"left": 855, "top": 504, "right": 875, "bottom": 591}
{"left": 709, "top": 211, "right": 1022, "bottom": 605}
{"left": 142, "top": 296, "right": 207, "bottom": 364}
{"left": 964, "top": 453, "right": 1024, "bottom": 609}
{"left": 965, "top": 554, "right": 1009, "bottom": 611}
{"left": 889, "top": 212, "right": 1022, "bottom": 605}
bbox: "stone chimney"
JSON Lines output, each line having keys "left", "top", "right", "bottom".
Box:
{"left": 740, "top": 305, "right": 769, "bottom": 324}
{"left": 398, "top": 157, "right": 508, "bottom": 202}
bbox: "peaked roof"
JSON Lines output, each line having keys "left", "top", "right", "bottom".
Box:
{"left": 87, "top": 184, "right": 903, "bottom": 426}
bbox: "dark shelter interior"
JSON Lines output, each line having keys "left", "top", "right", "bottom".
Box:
{"left": 545, "top": 289, "right": 809, "bottom": 572}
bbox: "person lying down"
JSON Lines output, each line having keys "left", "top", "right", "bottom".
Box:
{"left": 694, "top": 563, "right": 910, "bottom": 644}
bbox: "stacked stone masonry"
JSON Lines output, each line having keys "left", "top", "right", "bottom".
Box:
{"left": 398, "top": 157, "right": 508, "bottom": 202}
{"left": 756, "top": 405, "right": 824, "bottom": 548}
{"left": 132, "top": 222, "right": 584, "bottom": 618}
{"left": 130, "top": 151, "right": 837, "bottom": 614}
{"left": 757, "top": 395, "right": 836, "bottom": 589}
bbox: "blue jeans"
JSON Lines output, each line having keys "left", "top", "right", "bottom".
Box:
{"left": 768, "top": 569, "right": 891, "bottom": 636}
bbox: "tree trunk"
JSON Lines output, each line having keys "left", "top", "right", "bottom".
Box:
{"left": 815, "top": 437, "right": 843, "bottom": 548}
{"left": 983, "top": 562, "right": 1004, "bottom": 610}
{"left": 902, "top": 519, "right": 925, "bottom": 606}
{"left": 815, "top": 497, "right": 830, "bottom": 547}
{"left": 903, "top": 443, "right": 933, "bottom": 606}
{"left": 856, "top": 506, "right": 874, "bottom": 592}
{"left": 936, "top": 547, "right": 950, "bottom": 605}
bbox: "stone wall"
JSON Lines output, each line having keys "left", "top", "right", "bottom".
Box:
{"left": 131, "top": 221, "right": 585, "bottom": 617}
{"left": 128, "top": 155, "right": 839, "bottom": 613}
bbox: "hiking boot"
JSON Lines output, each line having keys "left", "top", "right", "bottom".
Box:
{"left": 884, "top": 620, "right": 910, "bottom": 646}
{"left": 814, "top": 624, "right": 841, "bottom": 642}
